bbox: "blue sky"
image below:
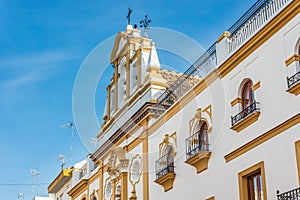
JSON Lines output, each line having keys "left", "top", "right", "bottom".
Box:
{"left": 0, "top": 0, "right": 257, "bottom": 199}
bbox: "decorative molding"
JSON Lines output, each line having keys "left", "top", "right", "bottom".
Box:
{"left": 129, "top": 154, "right": 142, "bottom": 199}
{"left": 202, "top": 105, "right": 213, "bottom": 121}
{"left": 154, "top": 173, "right": 176, "bottom": 192}
{"left": 206, "top": 197, "right": 215, "bottom": 200}
{"left": 217, "top": 31, "right": 231, "bottom": 43}
{"left": 92, "top": 102, "right": 161, "bottom": 162}
{"left": 137, "top": 50, "right": 142, "bottom": 88}
{"left": 100, "top": 81, "right": 153, "bottom": 134}
{"left": 251, "top": 81, "right": 261, "bottom": 91}
{"left": 142, "top": 130, "right": 149, "bottom": 200}
{"left": 295, "top": 140, "right": 300, "bottom": 185}
{"left": 98, "top": 162, "right": 104, "bottom": 200}
{"left": 159, "top": 133, "right": 177, "bottom": 157}
{"left": 80, "top": 194, "right": 87, "bottom": 200}
{"left": 129, "top": 154, "right": 143, "bottom": 200}
{"left": 87, "top": 169, "right": 100, "bottom": 185}
{"left": 48, "top": 168, "right": 72, "bottom": 193}
{"left": 128, "top": 82, "right": 151, "bottom": 106}
{"left": 103, "top": 178, "right": 112, "bottom": 200}
{"left": 225, "top": 113, "right": 300, "bottom": 162}
{"left": 129, "top": 154, "right": 143, "bottom": 194}
{"left": 185, "top": 151, "right": 211, "bottom": 174}
{"left": 67, "top": 179, "right": 88, "bottom": 199}
{"left": 126, "top": 51, "right": 131, "bottom": 99}
{"left": 287, "top": 82, "right": 300, "bottom": 96}
{"left": 120, "top": 172, "right": 128, "bottom": 200}
{"left": 107, "top": 147, "right": 129, "bottom": 176}
{"left": 189, "top": 107, "right": 213, "bottom": 136}
{"left": 285, "top": 54, "right": 300, "bottom": 66}
{"left": 114, "top": 66, "right": 119, "bottom": 111}
{"left": 230, "top": 112, "right": 260, "bottom": 133}
{"left": 231, "top": 97, "right": 242, "bottom": 107}
{"left": 89, "top": 189, "right": 95, "bottom": 199}
{"left": 107, "top": 85, "right": 111, "bottom": 120}
{"left": 238, "top": 161, "right": 267, "bottom": 200}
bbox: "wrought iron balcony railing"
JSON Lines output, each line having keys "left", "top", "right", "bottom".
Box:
{"left": 185, "top": 130, "right": 209, "bottom": 160}
{"left": 231, "top": 102, "right": 260, "bottom": 126}
{"left": 277, "top": 187, "right": 300, "bottom": 200}
{"left": 155, "top": 153, "right": 175, "bottom": 180}
{"left": 287, "top": 71, "right": 300, "bottom": 88}
{"left": 228, "top": 0, "right": 291, "bottom": 53}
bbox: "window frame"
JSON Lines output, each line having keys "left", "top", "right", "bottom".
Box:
{"left": 238, "top": 161, "right": 267, "bottom": 200}
{"left": 241, "top": 80, "right": 254, "bottom": 111}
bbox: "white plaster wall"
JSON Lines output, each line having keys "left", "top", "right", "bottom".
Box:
{"left": 94, "top": 9, "right": 300, "bottom": 200}
{"left": 74, "top": 191, "right": 87, "bottom": 200}
{"left": 146, "top": 12, "right": 300, "bottom": 200}
{"left": 89, "top": 178, "right": 100, "bottom": 198}
{"left": 99, "top": 84, "right": 159, "bottom": 147}
{"left": 54, "top": 179, "right": 71, "bottom": 200}
{"left": 127, "top": 143, "right": 143, "bottom": 200}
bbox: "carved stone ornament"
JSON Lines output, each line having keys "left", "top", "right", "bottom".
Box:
{"left": 129, "top": 154, "right": 142, "bottom": 199}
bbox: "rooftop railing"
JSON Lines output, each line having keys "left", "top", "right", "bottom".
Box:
{"left": 155, "top": 0, "right": 291, "bottom": 117}
{"left": 228, "top": 0, "right": 291, "bottom": 53}
{"left": 156, "top": 43, "right": 216, "bottom": 113}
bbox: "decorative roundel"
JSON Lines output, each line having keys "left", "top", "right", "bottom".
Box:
{"left": 129, "top": 154, "right": 142, "bottom": 185}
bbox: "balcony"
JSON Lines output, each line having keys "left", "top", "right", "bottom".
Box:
{"left": 185, "top": 131, "right": 211, "bottom": 174}
{"left": 287, "top": 71, "right": 300, "bottom": 96}
{"left": 231, "top": 102, "right": 260, "bottom": 132}
{"left": 154, "top": 154, "right": 176, "bottom": 192}
{"left": 277, "top": 187, "right": 300, "bottom": 200}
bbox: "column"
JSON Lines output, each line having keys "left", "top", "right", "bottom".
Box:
{"left": 126, "top": 49, "right": 131, "bottom": 99}
{"left": 114, "top": 63, "right": 119, "bottom": 111}
{"left": 106, "top": 85, "right": 111, "bottom": 120}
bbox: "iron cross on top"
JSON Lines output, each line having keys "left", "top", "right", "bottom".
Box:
{"left": 126, "top": 7, "right": 132, "bottom": 25}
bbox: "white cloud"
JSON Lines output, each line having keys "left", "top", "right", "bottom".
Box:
{"left": 0, "top": 50, "right": 78, "bottom": 69}
{"left": 3, "top": 72, "right": 40, "bottom": 88}
{"left": 0, "top": 49, "right": 79, "bottom": 88}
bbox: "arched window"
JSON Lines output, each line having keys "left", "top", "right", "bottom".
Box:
{"left": 186, "top": 121, "right": 210, "bottom": 160}
{"left": 241, "top": 80, "right": 254, "bottom": 111}
{"left": 185, "top": 118, "right": 212, "bottom": 174}
{"left": 156, "top": 144, "right": 175, "bottom": 179}
{"left": 198, "top": 122, "right": 209, "bottom": 151}
{"left": 162, "top": 145, "right": 174, "bottom": 170}
{"left": 231, "top": 78, "right": 260, "bottom": 130}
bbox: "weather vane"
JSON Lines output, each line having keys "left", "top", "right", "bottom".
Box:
{"left": 126, "top": 7, "right": 132, "bottom": 25}
{"left": 140, "top": 15, "right": 151, "bottom": 37}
